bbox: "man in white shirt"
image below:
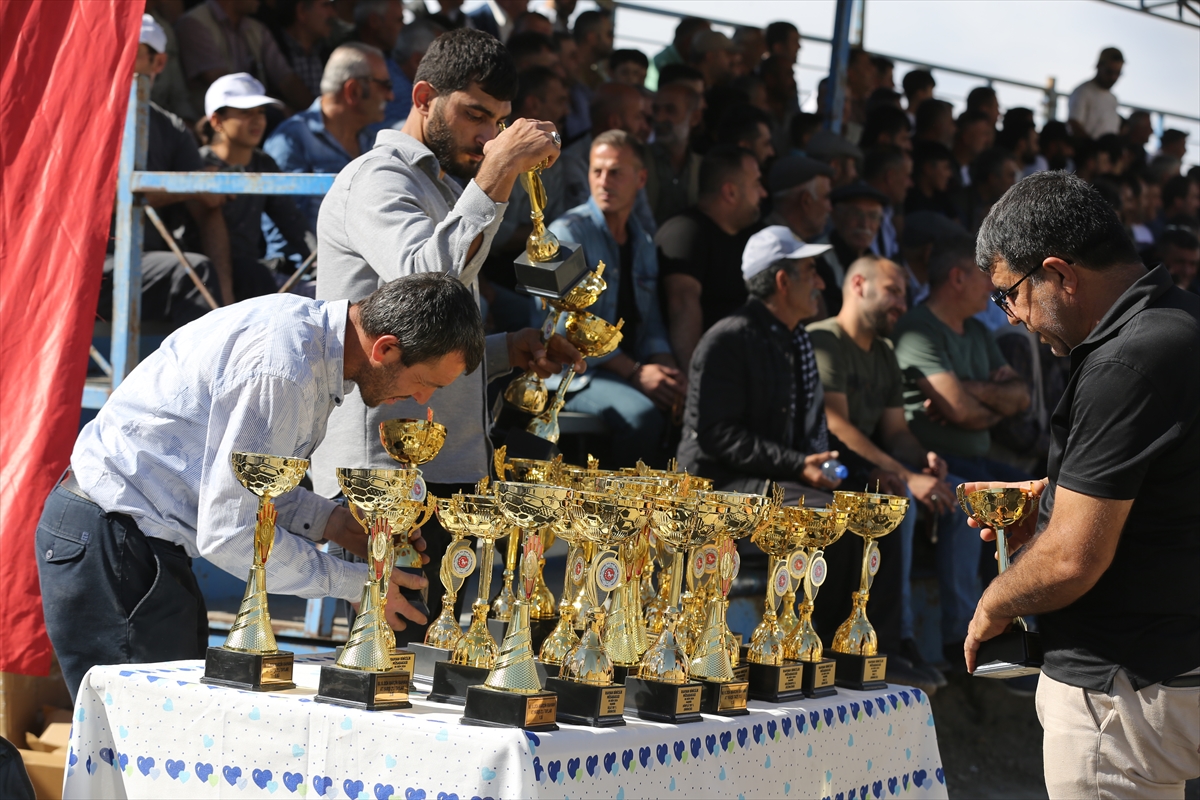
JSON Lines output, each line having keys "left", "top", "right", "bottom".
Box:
{"left": 1068, "top": 47, "right": 1123, "bottom": 139}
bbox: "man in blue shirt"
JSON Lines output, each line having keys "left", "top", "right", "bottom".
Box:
{"left": 352, "top": 0, "right": 410, "bottom": 135}
{"left": 549, "top": 130, "right": 684, "bottom": 466}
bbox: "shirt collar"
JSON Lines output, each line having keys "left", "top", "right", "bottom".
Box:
{"left": 374, "top": 130, "right": 444, "bottom": 181}
{"left": 1074, "top": 264, "right": 1170, "bottom": 355}
{"left": 206, "top": 0, "right": 234, "bottom": 27}
{"left": 326, "top": 299, "right": 352, "bottom": 405}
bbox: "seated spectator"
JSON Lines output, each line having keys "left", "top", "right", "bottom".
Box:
{"left": 146, "top": 0, "right": 199, "bottom": 124}
{"left": 863, "top": 146, "right": 912, "bottom": 259}
{"left": 715, "top": 104, "right": 776, "bottom": 168}
{"left": 647, "top": 16, "right": 709, "bottom": 90}
{"left": 906, "top": 140, "right": 957, "bottom": 219}
{"left": 761, "top": 55, "right": 799, "bottom": 156}
{"left": 1159, "top": 128, "right": 1189, "bottom": 162}
{"left": 421, "top": 0, "right": 467, "bottom": 30}
{"left": 510, "top": 10, "right": 553, "bottom": 39}
{"left": 1162, "top": 174, "right": 1200, "bottom": 225}
{"left": 609, "top": 49, "right": 649, "bottom": 87}
{"left": 893, "top": 236, "right": 1032, "bottom": 486}
{"left": 100, "top": 18, "right": 226, "bottom": 325}
{"left": 573, "top": 10, "right": 614, "bottom": 91}
{"left": 1160, "top": 227, "right": 1200, "bottom": 293}
{"left": 844, "top": 47, "right": 875, "bottom": 129}
{"left": 564, "top": 82, "right": 652, "bottom": 159}
{"left": 814, "top": 181, "right": 890, "bottom": 316}
{"left": 176, "top": 0, "right": 311, "bottom": 114}
{"left": 806, "top": 128, "right": 863, "bottom": 189}
{"left": 645, "top": 82, "right": 703, "bottom": 226}
{"left": 732, "top": 26, "right": 767, "bottom": 77}
{"left": 734, "top": 74, "right": 770, "bottom": 113}
{"left": 861, "top": 104, "right": 912, "bottom": 153}
{"left": 1068, "top": 47, "right": 1124, "bottom": 139}
{"left": 658, "top": 145, "right": 766, "bottom": 370}
{"left": 506, "top": 31, "right": 561, "bottom": 74}
{"left": 997, "top": 118, "right": 1039, "bottom": 178}
{"left": 1121, "top": 109, "right": 1153, "bottom": 169}
{"left": 265, "top": 44, "right": 392, "bottom": 231}
{"left": 392, "top": 20, "right": 445, "bottom": 123}
{"left": 953, "top": 147, "right": 1018, "bottom": 234}
{"left": 1116, "top": 173, "right": 1155, "bottom": 253}
{"left": 352, "top": 0, "right": 409, "bottom": 135}
{"left": 866, "top": 88, "right": 904, "bottom": 116}
{"left": 914, "top": 98, "right": 954, "bottom": 148}
{"left": 548, "top": 132, "right": 683, "bottom": 466}
{"left": 966, "top": 85, "right": 1000, "bottom": 128}
{"left": 788, "top": 112, "right": 822, "bottom": 156}
{"left": 872, "top": 56, "right": 895, "bottom": 92}
{"left": 901, "top": 69, "right": 935, "bottom": 125}
{"left": 689, "top": 30, "right": 738, "bottom": 90}
{"left": 951, "top": 110, "right": 994, "bottom": 188}
{"left": 1099, "top": 132, "right": 1132, "bottom": 175}
{"left": 465, "top": 0, "right": 525, "bottom": 42}
{"left": 1033, "top": 120, "right": 1074, "bottom": 173}
{"left": 897, "top": 210, "right": 968, "bottom": 308}
{"left": 763, "top": 155, "right": 834, "bottom": 244}
{"left": 200, "top": 74, "right": 315, "bottom": 300}
{"left": 272, "top": 0, "right": 335, "bottom": 100}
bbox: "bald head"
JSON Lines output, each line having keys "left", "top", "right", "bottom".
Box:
{"left": 591, "top": 83, "right": 651, "bottom": 142}
{"left": 841, "top": 255, "right": 908, "bottom": 337}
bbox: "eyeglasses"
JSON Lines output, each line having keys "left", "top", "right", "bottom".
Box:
{"left": 369, "top": 77, "right": 393, "bottom": 91}
{"left": 989, "top": 263, "right": 1044, "bottom": 318}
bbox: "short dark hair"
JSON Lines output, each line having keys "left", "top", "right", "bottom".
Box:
{"left": 966, "top": 86, "right": 996, "bottom": 112}
{"left": 673, "top": 17, "right": 710, "bottom": 50}
{"left": 592, "top": 128, "right": 646, "bottom": 167}
{"left": 976, "top": 171, "right": 1141, "bottom": 275}
{"left": 1163, "top": 175, "right": 1193, "bottom": 208}
{"left": 414, "top": 27, "right": 518, "bottom": 101}
{"left": 864, "top": 145, "right": 908, "bottom": 183}
{"left": 765, "top": 21, "right": 798, "bottom": 48}
{"left": 573, "top": 10, "right": 610, "bottom": 43}
{"left": 901, "top": 68, "right": 935, "bottom": 100}
{"left": 716, "top": 105, "right": 774, "bottom": 147}
{"left": 356, "top": 273, "right": 486, "bottom": 372}
{"left": 745, "top": 259, "right": 798, "bottom": 299}
{"left": 1161, "top": 129, "right": 1188, "bottom": 146}
{"left": 871, "top": 55, "right": 894, "bottom": 74}
{"left": 1096, "top": 133, "right": 1124, "bottom": 164}
{"left": 969, "top": 147, "right": 1015, "bottom": 186}
{"left": 512, "top": 66, "right": 563, "bottom": 117}
{"left": 861, "top": 105, "right": 911, "bottom": 149}
{"left": 1039, "top": 120, "right": 1070, "bottom": 147}
{"left": 506, "top": 31, "right": 556, "bottom": 62}
{"left": 914, "top": 99, "right": 953, "bottom": 137}
{"left": 790, "top": 112, "right": 822, "bottom": 149}
{"left": 1004, "top": 107, "right": 1035, "bottom": 130}
{"left": 928, "top": 235, "right": 978, "bottom": 287}
{"left": 658, "top": 62, "right": 704, "bottom": 88}
{"left": 956, "top": 109, "right": 990, "bottom": 133}
{"left": 609, "top": 48, "right": 648, "bottom": 71}
{"left": 1160, "top": 226, "right": 1200, "bottom": 251}
{"left": 699, "top": 144, "right": 756, "bottom": 197}
{"left": 912, "top": 140, "right": 952, "bottom": 172}
{"left": 996, "top": 119, "right": 1035, "bottom": 151}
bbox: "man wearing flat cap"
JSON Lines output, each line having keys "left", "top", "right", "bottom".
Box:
{"left": 763, "top": 154, "right": 835, "bottom": 245}
{"left": 812, "top": 181, "right": 891, "bottom": 317}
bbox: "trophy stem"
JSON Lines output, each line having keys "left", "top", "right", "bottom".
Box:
{"left": 484, "top": 601, "right": 543, "bottom": 693}
{"left": 778, "top": 588, "right": 799, "bottom": 635}
{"left": 688, "top": 596, "right": 735, "bottom": 682}
{"left": 667, "top": 550, "right": 685, "bottom": 614}
{"left": 225, "top": 564, "right": 279, "bottom": 654}
{"left": 477, "top": 538, "right": 497, "bottom": 608}
{"left": 452, "top": 600, "right": 498, "bottom": 668}
{"left": 784, "top": 597, "right": 824, "bottom": 662}
{"left": 530, "top": 529, "right": 557, "bottom": 620}
{"left": 832, "top": 590, "right": 877, "bottom": 656}
{"left": 425, "top": 590, "right": 462, "bottom": 650}
{"left": 997, "top": 527, "right": 1011, "bottom": 573}
{"left": 603, "top": 577, "right": 641, "bottom": 667}
{"left": 493, "top": 528, "right": 519, "bottom": 621}
{"left": 337, "top": 580, "right": 395, "bottom": 671}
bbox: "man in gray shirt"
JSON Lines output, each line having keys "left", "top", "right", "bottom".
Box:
{"left": 313, "top": 28, "right": 582, "bottom": 642}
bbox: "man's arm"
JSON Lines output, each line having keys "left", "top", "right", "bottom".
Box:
{"left": 960, "top": 365, "right": 1030, "bottom": 417}
{"left": 186, "top": 199, "right": 234, "bottom": 306}
{"left": 918, "top": 371, "right": 1004, "bottom": 430}
{"left": 664, "top": 273, "right": 703, "bottom": 371}
{"left": 965, "top": 485, "right": 1132, "bottom": 672}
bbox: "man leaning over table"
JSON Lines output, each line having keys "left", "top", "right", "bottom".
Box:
{"left": 963, "top": 171, "right": 1199, "bottom": 798}
{"left": 37, "top": 274, "right": 504, "bottom": 702}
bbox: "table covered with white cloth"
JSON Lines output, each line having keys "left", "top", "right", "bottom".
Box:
{"left": 63, "top": 653, "right": 947, "bottom": 800}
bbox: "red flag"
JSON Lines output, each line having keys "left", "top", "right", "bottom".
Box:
{"left": 0, "top": 1, "right": 142, "bottom": 675}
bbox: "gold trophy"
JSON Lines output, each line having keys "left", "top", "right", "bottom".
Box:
{"left": 783, "top": 507, "right": 849, "bottom": 697}
{"left": 745, "top": 501, "right": 807, "bottom": 703}
{"left": 408, "top": 496, "right": 476, "bottom": 682}
{"left": 316, "top": 468, "right": 420, "bottom": 710}
{"left": 957, "top": 484, "right": 1043, "bottom": 678}
{"left": 462, "top": 528, "right": 559, "bottom": 731}
{"left": 203, "top": 452, "right": 307, "bottom": 691}
{"left": 830, "top": 490, "right": 909, "bottom": 690}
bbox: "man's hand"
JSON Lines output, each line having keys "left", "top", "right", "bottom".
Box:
{"left": 924, "top": 451, "right": 948, "bottom": 480}
{"left": 905, "top": 471, "right": 954, "bottom": 515}
{"left": 323, "top": 506, "right": 368, "bottom": 558}
{"left": 960, "top": 478, "right": 1048, "bottom": 554}
{"left": 482, "top": 117, "right": 561, "bottom": 174}
{"left": 964, "top": 603, "right": 1014, "bottom": 673}
{"left": 869, "top": 469, "right": 908, "bottom": 497}
{"left": 508, "top": 330, "right": 585, "bottom": 378}
{"left": 631, "top": 363, "right": 686, "bottom": 410}
{"left": 383, "top": 568, "right": 429, "bottom": 631}
{"left": 800, "top": 450, "right": 842, "bottom": 490}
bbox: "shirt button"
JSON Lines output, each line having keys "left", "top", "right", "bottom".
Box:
{"left": 303, "top": 523, "right": 311, "bottom": 529}
{"left": 45, "top": 549, "right": 53, "bottom": 559}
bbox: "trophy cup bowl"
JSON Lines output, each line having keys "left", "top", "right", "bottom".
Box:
{"left": 379, "top": 418, "right": 447, "bottom": 466}
{"left": 506, "top": 457, "right": 561, "bottom": 484}
{"left": 504, "top": 372, "right": 549, "bottom": 415}
{"left": 407, "top": 496, "right": 474, "bottom": 682}
{"left": 549, "top": 262, "right": 607, "bottom": 313}
{"left": 493, "top": 481, "right": 569, "bottom": 638}
{"left": 780, "top": 506, "right": 846, "bottom": 697}
{"left": 565, "top": 312, "right": 624, "bottom": 358}
{"left": 203, "top": 452, "right": 308, "bottom": 691}
{"left": 958, "top": 485, "right": 1043, "bottom": 678}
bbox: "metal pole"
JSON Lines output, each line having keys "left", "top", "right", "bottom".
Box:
{"left": 826, "top": 0, "right": 855, "bottom": 134}
{"left": 276, "top": 250, "right": 318, "bottom": 294}
{"left": 111, "top": 75, "right": 149, "bottom": 388}
{"left": 850, "top": 0, "right": 865, "bottom": 45}
{"left": 143, "top": 206, "right": 221, "bottom": 310}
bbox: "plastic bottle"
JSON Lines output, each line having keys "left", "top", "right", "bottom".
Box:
{"left": 820, "top": 459, "right": 849, "bottom": 482}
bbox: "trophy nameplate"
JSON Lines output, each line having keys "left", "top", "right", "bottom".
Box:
{"left": 975, "top": 630, "right": 1043, "bottom": 678}
{"left": 832, "top": 652, "right": 888, "bottom": 691}
{"left": 545, "top": 678, "right": 626, "bottom": 727}
{"left": 747, "top": 661, "right": 806, "bottom": 703}
{"left": 802, "top": 658, "right": 838, "bottom": 698}
{"left": 623, "top": 677, "right": 703, "bottom": 724}
{"left": 461, "top": 685, "right": 559, "bottom": 731}
{"left": 203, "top": 649, "right": 295, "bottom": 691}
{"left": 315, "top": 668, "right": 411, "bottom": 711}
{"left": 696, "top": 679, "right": 750, "bottom": 715}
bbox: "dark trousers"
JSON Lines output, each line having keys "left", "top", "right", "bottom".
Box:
{"left": 100, "top": 252, "right": 220, "bottom": 326}
{"left": 35, "top": 485, "right": 207, "bottom": 703}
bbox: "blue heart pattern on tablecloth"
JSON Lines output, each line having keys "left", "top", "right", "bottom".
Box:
{"left": 344, "top": 778, "right": 364, "bottom": 798}
{"left": 603, "top": 752, "right": 617, "bottom": 775}
{"left": 887, "top": 776, "right": 898, "bottom": 795}
{"left": 768, "top": 720, "right": 777, "bottom": 741}
{"left": 705, "top": 734, "right": 717, "bottom": 754}
{"left": 936, "top": 767, "right": 945, "bottom": 784}
{"left": 872, "top": 779, "right": 883, "bottom": 798}
{"left": 136, "top": 756, "right": 154, "bottom": 777}
{"left": 864, "top": 701, "right": 874, "bottom": 717}
{"left": 435, "top": 793, "right": 457, "bottom": 800}
{"left": 532, "top": 756, "right": 544, "bottom": 781}
{"left": 586, "top": 754, "right": 599, "bottom": 776}
{"left": 903, "top": 774, "right": 910, "bottom": 791}
{"left": 861, "top": 782, "right": 869, "bottom": 799}
{"left": 548, "top": 760, "right": 562, "bottom": 783}
{"left": 736, "top": 728, "right": 747, "bottom": 748}
{"left": 621, "top": 749, "right": 634, "bottom": 771}
{"left": 165, "top": 759, "right": 184, "bottom": 780}
{"left": 638, "top": 747, "right": 650, "bottom": 768}
{"left": 837, "top": 705, "right": 848, "bottom": 724}
{"left": 782, "top": 717, "right": 792, "bottom": 737}
{"left": 195, "top": 763, "right": 213, "bottom": 782}
{"left": 312, "top": 775, "right": 333, "bottom": 796}
{"left": 405, "top": 786, "right": 425, "bottom": 800}
{"left": 223, "top": 766, "right": 241, "bottom": 786}
{"left": 673, "top": 740, "right": 685, "bottom": 762}
{"left": 690, "top": 738, "right": 701, "bottom": 759}
{"left": 567, "top": 757, "right": 580, "bottom": 779}
{"left": 656, "top": 743, "right": 669, "bottom": 765}
{"left": 719, "top": 731, "right": 732, "bottom": 751}
{"left": 899, "top": 691, "right": 911, "bottom": 707}
{"left": 824, "top": 708, "right": 834, "bottom": 728}
{"left": 810, "top": 710, "right": 820, "bottom": 730}
{"left": 887, "top": 694, "right": 898, "bottom": 709}
{"left": 374, "top": 782, "right": 395, "bottom": 799}
{"left": 753, "top": 724, "right": 764, "bottom": 744}
{"left": 283, "top": 772, "right": 303, "bottom": 792}
{"left": 118, "top": 753, "right": 129, "bottom": 772}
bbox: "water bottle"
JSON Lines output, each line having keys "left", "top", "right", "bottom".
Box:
{"left": 821, "top": 459, "right": 849, "bottom": 482}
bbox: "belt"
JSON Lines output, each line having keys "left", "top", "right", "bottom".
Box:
{"left": 59, "top": 471, "right": 95, "bottom": 504}
{"left": 1161, "top": 673, "right": 1200, "bottom": 688}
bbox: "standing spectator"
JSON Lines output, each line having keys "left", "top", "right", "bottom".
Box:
{"left": 861, "top": 105, "right": 913, "bottom": 153}
{"left": 1068, "top": 46, "right": 1124, "bottom": 139}
{"left": 645, "top": 82, "right": 703, "bottom": 226}
{"left": 732, "top": 26, "right": 767, "bottom": 76}
{"left": 689, "top": 30, "right": 738, "bottom": 90}
{"left": 872, "top": 56, "right": 896, "bottom": 92}
{"left": 646, "top": 16, "right": 709, "bottom": 90}
{"left": 573, "top": 10, "right": 614, "bottom": 91}
{"left": 1163, "top": 174, "right": 1200, "bottom": 224}
{"left": 146, "top": 0, "right": 199, "bottom": 124}
{"left": 906, "top": 140, "right": 957, "bottom": 219}
{"left": 264, "top": 44, "right": 393, "bottom": 231}
{"left": 273, "top": 0, "right": 335, "bottom": 100}
{"left": 658, "top": 145, "right": 766, "bottom": 370}
{"left": 864, "top": 146, "right": 912, "bottom": 260}
{"left": 764, "top": 155, "right": 834, "bottom": 244}
{"left": 844, "top": 47, "right": 875, "bottom": 129}
{"left": 1160, "top": 129, "right": 1189, "bottom": 162}
{"left": 893, "top": 236, "right": 1031, "bottom": 484}
{"left": 176, "top": 0, "right": 312, "bottom": 114}
{"left": 902, "top": 69, "right": 935, "bottom": 125}
{"left": 765, "top": 21, "right": 800, "bottom": 65}
{"left": 914, "top": 98, "right": 955, "bottom": 148}
{"left": 609, "top": 49, "right": 649, "bottom": 87}
{"left": 201, "top": 74, "right": 314, "bottom": 300}
{"left": 715, "top": 105, "right": 776, "bottom": 169}
{"left": 506, "top": 31, "right": 561, "bottom": 74}
{"left": 392, "top": 20, "right": 446, "bottom": 124}
{"left": 951, "top": 110, "right": 994, "bottom": 188}
{"left": 812, "top": 182, "right": 889, "bottom": 316}
{"left": 1121, "top": 109, "right": 1154, "bottom": 169}
{"left": 549, "top": 131, "right": 684, "bottom": 466}
{"left": 466, "top": 0, "right": 527, "bottom": 43}
{"left": 966, "top": 86, "right": 1000, "bottom": 128}
{"left": 761, "top": 55, "right": 799, "bottom": 156}
{"left": 352, "top": 0, "right": 409, "bottom": 133}
{"left": 1160, "top": 227, "right": 1200, "bottom": 292}
{"left": 953, "top": 147, "right": 1019, "bottom": 234}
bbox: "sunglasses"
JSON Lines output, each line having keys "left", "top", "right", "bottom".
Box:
{"left": 989, "top": 263, "right": 1045, "bottom": 317}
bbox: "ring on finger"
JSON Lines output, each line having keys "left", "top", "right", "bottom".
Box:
{"left": 551, "top": 131, "right": 562, "bottom": 148}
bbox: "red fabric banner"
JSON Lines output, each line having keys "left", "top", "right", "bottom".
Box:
{"left": 0, "top": 1, "right": 143, "bottom": 675}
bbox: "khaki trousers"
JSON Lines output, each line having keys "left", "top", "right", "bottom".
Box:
{"left": 1036, "top": 668, "right": 1200, "bottom": 799}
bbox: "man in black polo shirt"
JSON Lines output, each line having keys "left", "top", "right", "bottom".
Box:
{"left": 965, "top": 171, "right": 1199, "bottom": 797}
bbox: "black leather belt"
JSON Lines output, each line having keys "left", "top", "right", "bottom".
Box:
{"left": 59, "top": 471, "right": 94, "bottom": 504}
{"left": 1162, "top": 672, "right": 1200, "bottom": 688}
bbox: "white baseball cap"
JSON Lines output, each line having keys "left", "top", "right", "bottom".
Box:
{"left": 204, "top": 73, "right": 282, "bottom": 119}
{"left": 741, "top": 226, "right": 832, "bottom": 280}
{"left": 140, "top": 14, "right": 168, "bottom": 55}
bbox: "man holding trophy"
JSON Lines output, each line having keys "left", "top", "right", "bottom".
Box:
{"left": 965, "top": 171, "right": 1199, "bottom": 798}
{"left": 36, "top": 275, "right": 486, "bottom": 701}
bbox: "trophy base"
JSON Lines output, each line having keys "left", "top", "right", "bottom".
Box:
{"left": 513, "top": 245, "right": 588, "bottom": 298}
{"left": 529, "top": 616, "right": 559, "bottom": 654}
{"left": 544, "top": 677, "right": 626, "bottom": 727}
{"left": 747, "top": 660, "right": 806, "bottom": 703}
{"left": 538, "top": 660, "right": 560, "bottom": 678}
{"left": 801, "top": 658, "right": 838, "bottom": 698}
{"left": 409, "top": 642, "right": 452, "bottom": 684}
{"left": 461, "top": 685, "right": 559, "bottom": 732}
{"left": 427, "top": 661, "right": 491, "bottom": 705}
{"left": 733, "top": 663, "right": 750, "bottom": 682}
{"left": 611, "top": 664, "right": 642, "bottom": 685}
{"left": 314, "top": 665, "right": 411, "bottom": 711}
{"left": 623, "top": 677, "right": 703, "bottom": 724}
{"left": 696, "top": 678, "right": 750, "bottom": 716}
{"left": 975, "top": 630, "right": 1043, "bottom": 679}
{"left": 202, "top": 647, "right": 295, "bottom": 691}
{"left": 831, "top": 651, "right": 888, "bottom": 691}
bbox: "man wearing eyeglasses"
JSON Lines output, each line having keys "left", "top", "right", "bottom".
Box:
{"left": 265, "top": 43, "right": 395, "bottom": 231}
{"left": 813, "top": 181, "right": 891, "bottom": 318}
{"left": 964, "top": 171, "right": 1200, "bottom": 798}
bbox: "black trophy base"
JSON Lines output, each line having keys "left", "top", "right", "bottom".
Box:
{"left": 427, "top": 661, "right": 490, "bottom": 705}
{"left": 545, "top": 677, "right": 626, "bottom": 727}
{"left": 623, "top": 677, "right": 703, "bottom": 724}
{"left": 461, "top": 685, "right": 559, "bottom": 731}
{"left": 732, "top": 663, "right": 750, "bottom": 682}
{"left": 487, "top": 617, "right": 509, "bottom": 645}
{"left": 801, "top": 658, "right": 838, "bottom": 698}
{"left": 514, "top": 244, "right": 588, "bottom": 298}
{"left": 202, "top": 647, "right": 295, "bottom": 691}
{"left": 697, "top": 678, "right": 750, "bottom": 716}
{"left": 831, "top": 651, "right": 888, "bottom": 691}
{"left": 612, "top": 664, "right": 640, "bottom": 685}
{"left": 975, "top": 630, "right": 1043, "bottom": 679}
{"left": 315, "top": 665, "right": 411, "bottom": 711}
{"left": 409, "top": 642, "right": 452, "bottom": 684}
{"left": 529, "top": 616, "right": 558, "bottom": 653}
{"left": 539, "top": 660, "right": 560, "bottom": 678}
{"left": 747, "top": 660, "right": 807, "bottom": 703}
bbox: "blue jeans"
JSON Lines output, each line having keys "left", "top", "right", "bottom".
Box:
{"left": 563, "top": 371, "right": 666, "bottom": 467}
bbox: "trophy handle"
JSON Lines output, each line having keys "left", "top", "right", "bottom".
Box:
{"left": 253, "top": 496, "right": 277, "bottom": 567}
{"left": 348, "top": 502, "right": 368, "bottom": 533}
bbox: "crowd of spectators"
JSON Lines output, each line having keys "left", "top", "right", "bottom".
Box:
{"left": 120, "top": 0, "right": 1199, "bottom": 696}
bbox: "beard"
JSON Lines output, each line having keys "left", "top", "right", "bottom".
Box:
{"left": 426, "top": 102, "right": 483, "bottom": 181}
{"left": 352, "top": 360, "right": 407, "bottom": 408}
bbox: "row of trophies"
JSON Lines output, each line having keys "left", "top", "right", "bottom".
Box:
{"left": 202, "top": 420, "right": 1042, "bottom": 730}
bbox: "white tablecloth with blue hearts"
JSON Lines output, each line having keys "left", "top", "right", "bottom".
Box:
{"left": 63, "top": 653, "right": 947, "bottom": 800}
